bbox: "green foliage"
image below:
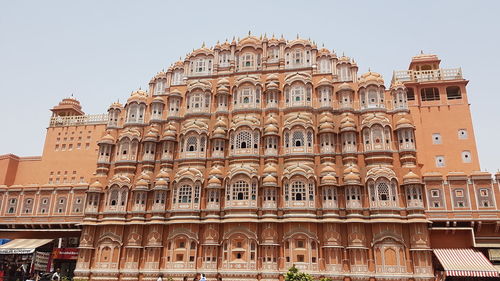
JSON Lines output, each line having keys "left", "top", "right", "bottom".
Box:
{"left": 319, "top": 278, "right": 332, "bottom": 281}
{"left": 284, "top": 265, "right": 314, "bottom": 281}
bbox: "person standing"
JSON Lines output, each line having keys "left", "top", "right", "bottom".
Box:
{"left": 51, "top": 268, "right": 60, "bottom": 281}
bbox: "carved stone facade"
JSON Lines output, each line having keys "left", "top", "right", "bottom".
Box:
{"left": 1, "top": 34, "right": 499, "bottom": 281}
{"left": 75, "top": 35, "right": 432, "bottom": 281}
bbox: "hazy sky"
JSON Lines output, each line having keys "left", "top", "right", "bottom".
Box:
{"left": 1, "top": 1, "right": 499, "bottom": 172}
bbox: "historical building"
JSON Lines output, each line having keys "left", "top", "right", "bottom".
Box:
{"left": 0, "top": 34, "right": 499, "bottom": 281}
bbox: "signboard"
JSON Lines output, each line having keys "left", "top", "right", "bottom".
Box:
{"left": 51, "top": 248, "right": 79, "bottom": 260}
{"left": 33, "top": 252, "right": 51, "bottom": 271}
{"left": 489, "top": 249, "right": 500, "bottom": 261}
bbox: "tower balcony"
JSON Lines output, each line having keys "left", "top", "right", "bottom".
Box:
{"left": 392, "top": 67, "right": 463, "bottom": 83}
{"left": 49, "top": 113, "right": 107, "bottom": 127}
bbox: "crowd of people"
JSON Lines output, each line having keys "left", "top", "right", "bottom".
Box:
{"left": 157, "top": 273, "right": 212, "bottom": 281}
{"left": 0, "top": 264, "right": 62, "bottom": 281}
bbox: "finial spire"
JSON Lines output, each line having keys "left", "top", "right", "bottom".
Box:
{"left": 248, "top": 30, "right": 251, "bottom": 36}
{"left": 420, "top": 50, "right": 424, "bottom": 54}
{"left": 201, "top": 41, "right": 205, "bottom": 48}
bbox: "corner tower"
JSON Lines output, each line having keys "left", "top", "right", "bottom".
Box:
{"left": 392, "top": 54, "right": 480, "bottom": 174}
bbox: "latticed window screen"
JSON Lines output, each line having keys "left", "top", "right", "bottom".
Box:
{"left": 291, "top": 181, "right": 306, "bottom": 201}
{"left": 178, "top": 185, "right": 192, "bottom": 203}
{"left": 346, "top": 186, "right": 361, "bottom": 200}
{"left": 200, "top": 136, "right": 206, "bottom": 152}
{"left": 307, "top": 131, "right": 313, "bottom": 147}
{"left": 194, "top": 184, "right": 200, "bottom": 203}
{"left": 209, "top": 190, "right": 219, "bottom": 202}
{"left": 232, "top": 181, "right": 249, "bottom": 200}
{"left": 253, "top": 131, "right": 259, "bottom": 149}
{"left": 323, "top": 187, "right": 337, "bottom": 201}
{"left": 377, "top": 182, "right": 390, "bottom": 201}
{"left": 265, "top": 189, "right": 276, "bottom": 201}
{"left": 155, "top": 191, "right": 165, "bottom": 204}
{"left": 187, "top": 136, "right": 197, "bottom": 152}
{"left": 236, "top": 131, "right": 252, "bottom": 149}
{"left": 292, "top": 131, "right": 304, "bottom": 147}
{"left": 308, "top": 182, "right": 314, "bottom": 200}
{"left": 251, "top": 182, "right": 257, "bottom": 200}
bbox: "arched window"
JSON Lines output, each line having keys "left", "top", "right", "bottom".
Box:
{"left": 292, "top": 181, "right": 306, "bottom": 201}
{"left": 172, "top": 69, "right": 184, "bottom": 86}
{"left": 241, "top": 53, "right": 255, "bottom": 69}
{"left": 178, "top": 184, "right": 192, "bottom": 203}
{"left": 187, "top": 136, "right": 197, "bottom": 152}
{"left": 187, "top": 92, "right": 209, "bottom": 113}
{"left": 231, "top": 129, "right": 259, "bottom": 155}
{"left": 292, "top": 131, "right": 304, "bottom": 147}
{"left": 338, "top": 65, "right": 351, "bottom": 82}
{"left": 346, "top": 186, "right": 362, "bottom": 208}
{"left": 284, "top": 127, "right": 313, "bottom": 154}
{"left": 318, "top": 58, "right": 331, "bottom": 73}
{"left": 319, "top": 86, "right": 332, "bottom": 106}
{"left": 342, "top": 132, "right": 357, "bottom": 153}
{"left": 322, "top": 186, "right": 337, "bottom": 208}
{"left": 236, "top": 131, "right": 251, "bottom": 149}
{"left": 127, "top": 104, "right": 138, "bottom": 123}
{"left": 392, "top": 88, "right": 408, "bottom": 109}
{"left": 232, "top": 181, "right": 249, "bottom": 200}
{"left": 107, "top": 109, "right": 119, "bottom": 127}
{"left": 369, "top": 179, "right": 398, "bottom": 208}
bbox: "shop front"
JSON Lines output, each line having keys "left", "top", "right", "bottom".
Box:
{"left": 0, "top": 239, "right": 53, "bottom": 281}
{"left": 49, "top": 248, "right": 79, "bottom": 279}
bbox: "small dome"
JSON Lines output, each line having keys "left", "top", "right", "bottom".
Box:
{"left": 390, "top": 80, "right": 406, "bottom": 91}
{"left": 319, "top": 114, "right": 334, "bottom": 133}
{"left": 209, "top": 166, "right": 223, "bottom": 176}
{"left": 89, "top": 180, "right": 103, "bottom": 190}
{"left": 343, "top": 164, "right": 361, "bottom": 185}
{"left": 321, "top": 174, "right": 337, "bottom": 186}
{"left": 127, "top": 89, "right": 148, "bottom": 103}
{"left": 212, "top": 127, "right": 226, "bottom": 137}
{"left": 340, "top": 114, "right": 356, "bottom": 131}
{"left": 358, "top": 71, "right": 384, "bottom": 88}
{"left": 263, "top": 175, "right": 277, "bottom": 187}
{"left": 98, "top": 131, "right": 115, "bottom": 144}
{"left": 318, "top": 48, "right": 330, "bottom": 56}
{"left": 403, "top": 171, "right": 421, "bottom": 184}
{"left": 264, "top": 124, "right": 279, "bottom": 136}
{"left": 162, "top": 124, "right": 177, "bottom": 140}
{"left": 144, "top": 127, "right": 160, "bottom": 141}
{"left": 135, "top": 178, "right": 149, "bottom": 189}
{"left": 207, "top": 176, "right": 222, "bottom": 188}
{"left": 321, "top": 164, "right": 336, "bottom": 175}
{"left": 155, "top": 178, "right": 169, "bottom": 187}
{"left": 396, "top": 117, "right": 414, "bottom": 130}
{"left": 337, "top": 82, "right": 354, "bottom": 92}
{"left": 208, "top": 177, "right": 221, "bottom": 185}
{"left": 169, "top": 89, "right": 182, "bottom": 97}
{"left": 263, "top": 164, "right": 277, "bottom": 175}
{"left": 108, "top": 101, "right": 123, "bottom": 110}
{"left": 215, "top": 118, "right": 228, "bottom": 128}
{"left": 344, "top": 172, "right": 361, "bottom": 184}
{"left": 152, "top": 96, "right": 165, "bottom": 103}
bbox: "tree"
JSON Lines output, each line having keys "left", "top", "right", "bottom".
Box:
{"left": 284, "top": 265, "right": 314, "bottom": 281}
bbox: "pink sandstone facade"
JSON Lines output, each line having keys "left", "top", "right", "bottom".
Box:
{"left": 1, "top": 34, "right": 499, "bottom": 280}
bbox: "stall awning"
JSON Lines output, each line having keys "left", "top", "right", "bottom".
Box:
{"left": 0, "top": 239, "right": 53, "bottom": 255}
{"left": 434, "top": 248, "right": 499, "bottom": 277}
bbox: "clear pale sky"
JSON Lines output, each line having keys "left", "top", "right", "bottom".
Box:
{"left": 0, "top": 1, "right": 499, "bottom": 172}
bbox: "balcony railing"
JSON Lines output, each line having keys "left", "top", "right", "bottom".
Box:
{"left": 49, "top": 114, "right": 108, "bottom": 127}
{"left": 392, "top": 68, "right": 463, "bottom": 83}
